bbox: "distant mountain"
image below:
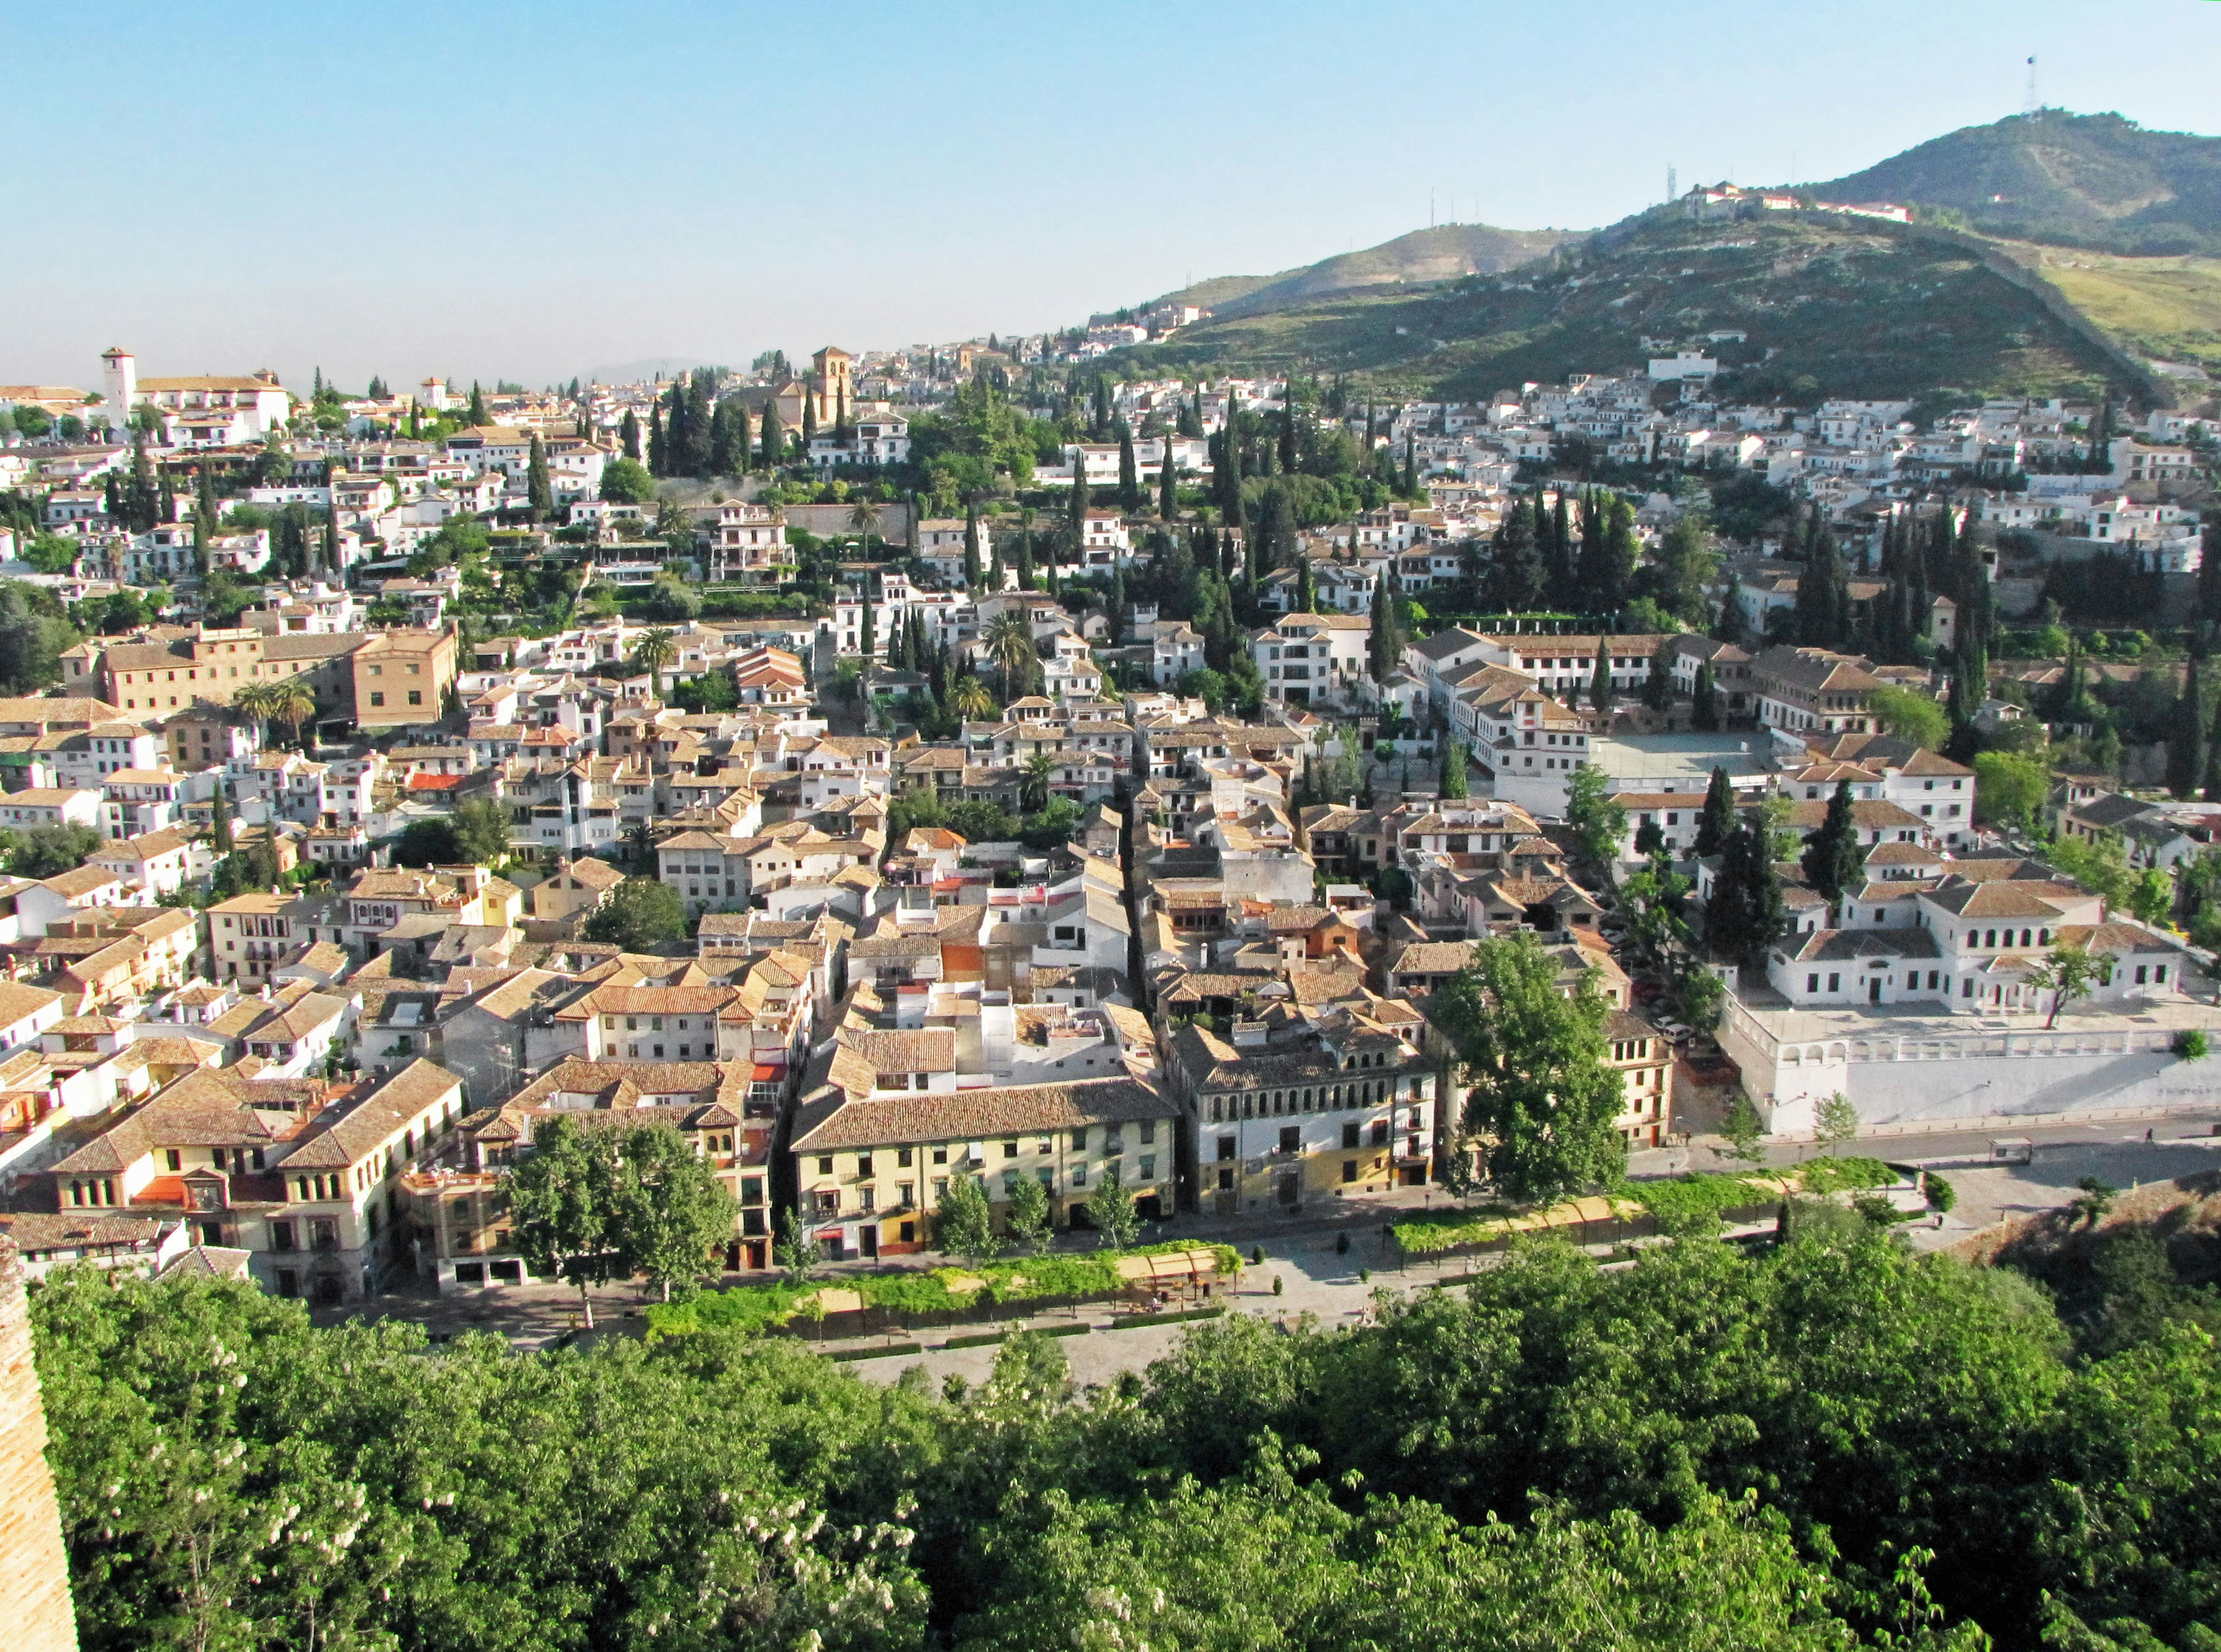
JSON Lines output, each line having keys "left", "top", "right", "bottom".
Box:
{"left": 1148, "top": 224, "right": 1586, "bottom": 323}
{"left": 1807, "top": 112, "right": 2221, "bottom": 256}
{"left": 578, "top": 356, "right": 724, "bottom": 386}
{"left": 1109, "top": 211, "right": 2134, "bottom": 408}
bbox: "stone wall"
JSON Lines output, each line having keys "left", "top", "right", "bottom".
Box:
{"left": 0, "top": 1238, "right": 79, "bottom": 1652}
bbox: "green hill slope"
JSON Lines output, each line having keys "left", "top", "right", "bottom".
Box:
{"left": 1808, "top": 111, "right": 2221, "bottom": 256}
{"left": 1112, "top": 212, "right": 2131, "bottom": 406}
{"left": 1149, "top": 224, "right": 1584, "bottom": 322}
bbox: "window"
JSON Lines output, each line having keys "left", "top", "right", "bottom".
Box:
{"left": 1342, "top": 1159, "right": 1359, "bottom": 1183}
{"left": 895, "top": 1146, "right": 912, "bottom": 1168}
{"left": 1072, "top": 1127, "right": 1089, "bottom": 1151}
{"left": 368, "top": 692, "right": 385, "bottom": 707}
{"left": 1278, "top": 1125, "right": 1300, "bottom": 1154}
{"left": 1002, "top": 1139, "right": 1019, "bottom": 1158}
{"left": 932, "top": 1145, "right": 949, "bottom": 1165}
{"left": 856, "top": 1154, "right": 873, "bottom": 1178}
{"left": 1342, "top": 1121, "right": 1360, "bottom": 1149}
{"left": 817, "top": 1155, "right": 833, "bottom": 1174}
{"left": 1216, "top": 1134, "right": 1236, "bottom": 1161}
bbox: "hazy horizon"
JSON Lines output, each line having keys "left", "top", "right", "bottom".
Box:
{"left": 7, "top": 0, "right": 2219, "bottom": 393}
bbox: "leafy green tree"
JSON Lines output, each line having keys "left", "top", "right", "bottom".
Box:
{"left": 2043, "top": 829, "right": 2133, "bottom": 907}
{"left": 581, "top": 877, "right": 687, "bottom": 951}
{"left": 600, "top": 456, "right": 654, "bottom": 504}
{"left": 1564, "top": 762, "right": 1627, "bottom": 868}
{"left": 774, "top": 1204, "right": 822, "bottom": 1281}
{"left": 1005, "top": 1172, "right": 1053, "bottom": 1258}
{"left": 1812, "top": 1091, "right": 1860, "bottom": 1156}
{"left": 449, "top": 797, "right": 513, "bottom": 866}
{"left": 1718, "top": 1092, "right": 1767, "bottom": 1164}
{"left": 619, "top": 1122, "right": 739, "bottom": 1300}
{"left": 390, "top": 816, "right": 460, "bottom": 868}
{"left": 1429, "top": 931, "right": 1628, "bottom": 1200}
{"left": 935, "top": 1171, "right": 1002, "bottom": 1266}
{"left": 2025, "top": 943, "right": 2102, "bottom": 1028}
{"left": 1871, "top": 684, "right": 1951, "bottom": 751}
{"left": 1440, "top": 740, "right": 1469, "bottom": 801}
{"left": 1972, "top": 750, "right": 2049, "bottom": 832}
{"left": 1083, "top": 1171, "right": 1141, "bottom": 1251}
{"left": 506, "top": 1113, "right": 628, "bottom": 1327}
{"left": 6, "top": 823, "right": 101, "bottom": 879}
{"left": 1799, "top": 779, "right": 1865, "bottom": 914}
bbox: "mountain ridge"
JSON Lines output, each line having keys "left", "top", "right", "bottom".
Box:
{"left": 1146, "top": 223, "right": 1587, "bottom": 323}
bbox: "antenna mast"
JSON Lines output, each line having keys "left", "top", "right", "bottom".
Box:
{"left": 2024, "top": 55, "right": 2038, "bottom": 116}
{"left": 1666, "top": 164, "right": 1677, "bottom": 204}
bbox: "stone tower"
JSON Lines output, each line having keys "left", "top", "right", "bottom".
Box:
{"left": 99, "top": 347, "right": 135, "bottom": 436}
{"left": 811, "top": 345, "right": 853, "bottom": 429}
{"left": 0, "top": 1238, "right": 79, "bottom": 1652}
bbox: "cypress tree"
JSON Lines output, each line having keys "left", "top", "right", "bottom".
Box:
{"left": 760, "top": 401, "right": 784, "bottom": 467}
{"left": 859, "top": 581, "right": 875, "bottom": 663}
{"left": 2170, "top": 640, "right": 2208, "bottom": 797}
{"left": 1588, "top": 636, "right": 1613, "bottom": 712}
{"left": 802, "top": 383, "right": 818, "bottom": 444}
{"left": 648, "top": 406, "right": 667, "bottom": 475}
{"left": 1485, "top": 496, "right": 1540, "bottom": 613}
{"left": 621, "top": 409, "right": 640, "bottom": 462}
{"left": 2205, "top": 739, "right": 2221, "bottom": 805}
{"left": 1016, "top": 528, "right": 1036, "bottom": 591}
{"left": 1694, "top": 765, "right": 1737, "bottom": 858}
{"left": 1692, "top": 658, "right": 1720, "bottom": 731}
{"left": 2201, "top": 517, "right": 2221, "bottom": 624}
{"left": 1294, "top": 555, "right": 1315, "bottom": 615}
{"left": 1368, "top": 569, "right": 1405, "bottom": 681}
{"left": 708, "top": 401, "right": 743, "bottom": 477}
{"left": 1259, "top": 481, "right": 1298, "bottom": 572}
{"left": 1401, "top": 430, "right": 1417, "bottom": 493}
{"left": 468, "top": 382, "right": 487, "bottom": 426}
{"left": 1277, "top": 394, "right": 1298, "bottom": 473}
{"left": 526, "top": 433, "right": 552, "bottom": 516}
{"left": 1158, "top": 432, "right": 1176, "bottom": 521}
{"left": 964, "top": 504, "right": 982, "bottom": 589}
{"left": 1068, "top": 447, "right": 1090, "bottom": 551}
{"left": 211, "top": 787, "right": 233, "bottom": 853}
{"left": 195, "top": 464, "right": 217, "bottom": 522}
{"left": 1116, "top": 419, "right": 1141, "bottom": 514}
{"left": 1801, "top": 779, "right": 1866, "bottom": 914}
{"left": 1641, "top": 643, "right": 1673, "bottom": 711}
{"left": 321, "top": 510, "right": 339, "bottom": 578}
{"left": 1548, "top": 492, "right": 1574, "bottom": 610}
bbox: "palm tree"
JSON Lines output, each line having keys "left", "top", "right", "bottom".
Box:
{"left": 1020, "top": 750, "right": 1056, "bottom": 812}
{"left": 267, "top": 676, "right": 317, "bottom": 750}
{"left": 631, "top": 627, "right": 678, "bottom": 700}
{"left": 982, "top": 610, "right": 1036, "bottom": 702}
{"left": 847, "top": 497, "right": 880, "bottom": 555}
{"left": 231, "top": 681, "right": 277, "bottom": 748}
{"left": 950, "top": 676, "right": 995, "bottom": 722}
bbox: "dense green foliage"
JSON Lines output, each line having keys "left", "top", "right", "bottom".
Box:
{"left": 38, "top": 1222, "right": 2221, "bottom": 1650}
{"left": 581, "top": 877, "right": 688, "bottom": 951}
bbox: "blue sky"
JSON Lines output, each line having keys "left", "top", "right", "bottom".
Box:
{"left": 6, "top": 1, "right": 2218, "bottom": 391}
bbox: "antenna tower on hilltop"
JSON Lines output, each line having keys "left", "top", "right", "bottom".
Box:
{"left": 2024, "top": 55, "right": 2039, "bottom": 116}
{"left": 1666, "top": 164, "right": 1676, "bottom": 204}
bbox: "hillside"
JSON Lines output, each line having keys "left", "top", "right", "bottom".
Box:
{"left": 1112, "top": 212, "right": 2131, "bottom": 407}
{"left": 1808, "top": 111, "right": 2221, "bottom": 256}
{"left": 1996, "top": 239, "right": 2221, "bottom": 374}
{"left": 1149, "top": 223, "right": 1584, "bottom": 322}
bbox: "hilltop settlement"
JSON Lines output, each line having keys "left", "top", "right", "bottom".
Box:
{"left": 0, "top": 315, "right": 2219, "bottom": 1304}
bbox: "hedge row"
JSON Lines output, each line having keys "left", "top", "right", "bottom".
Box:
{"left": 1392, "top": 1158, "right": 1905, "bottom": 1255}
{"left": 645, "top": 1242, "right": 1242, "bottom": 1338}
